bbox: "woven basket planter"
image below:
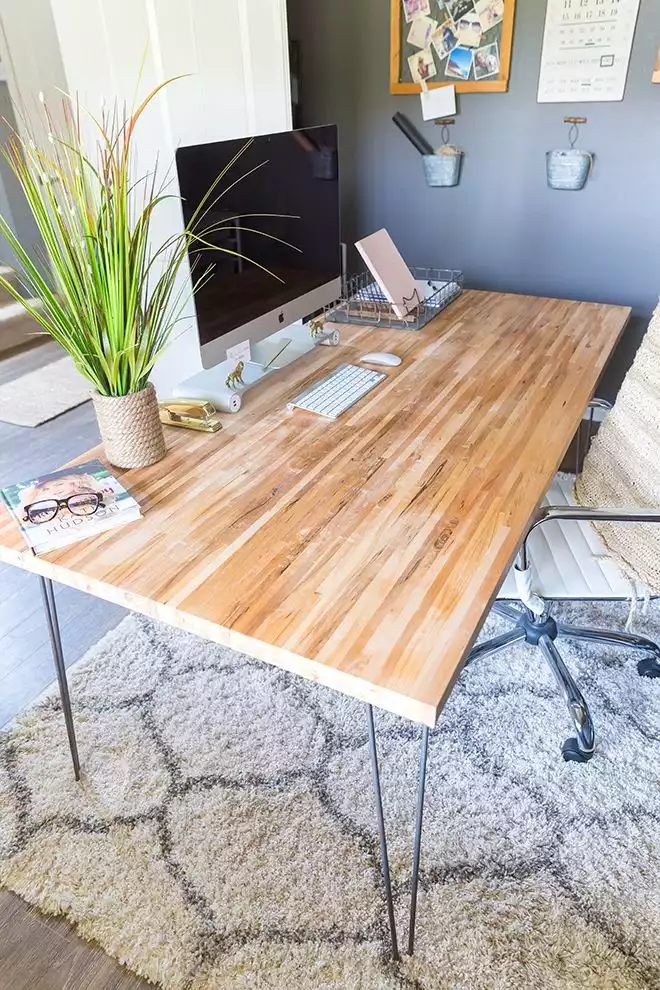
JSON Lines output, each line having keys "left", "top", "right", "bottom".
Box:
{"left": 92, "top": 382, "right": 166, "bottom": 469}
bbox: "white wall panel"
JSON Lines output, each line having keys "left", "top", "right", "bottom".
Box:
{"left": 148, "top": 0, "right": 203, "bottom": 149}
{"left": 190, "top": 0, "right": 249, "bottom": 142}
{"left": 0, "top": 0, "right": 292, "bottom": 393}
{"left": 241, "top": 0, "right": 291, "bottom": 134}
{"left": 0, "top": 0, "right": 68, "bottom": 141}
{"left": 49, "top": 0, "right": 115, "bottom": 112}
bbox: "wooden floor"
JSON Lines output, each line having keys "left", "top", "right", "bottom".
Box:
{"left": 0, "top": 891, "right": 148, "bottom": 990}
{"left": 0, "top": 344, "right": 138, "bottom": 989}
{"left": 0, "top": 342, "right": 127, "bottom": 728}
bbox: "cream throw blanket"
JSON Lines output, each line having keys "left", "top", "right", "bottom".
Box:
{"left": 575, "top": 302, "right": 660, "bottom": 594}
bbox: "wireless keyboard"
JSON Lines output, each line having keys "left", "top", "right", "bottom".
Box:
{"left": 287, "top": 363, "right": 386, "bottom": 419}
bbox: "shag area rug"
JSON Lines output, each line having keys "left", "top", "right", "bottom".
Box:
{"left": 1, "top": 601, "right": 659, "bottom": 989}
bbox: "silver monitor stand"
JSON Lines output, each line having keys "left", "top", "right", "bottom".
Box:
{"left": 172, "top": 320, "right": 340, "bottom": 413}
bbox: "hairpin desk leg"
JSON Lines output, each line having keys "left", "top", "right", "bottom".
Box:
{"left": 366, "top": 704, "right": 400, "bottom": 961}
{"left": 408, "top": 725, "right": 430, "bottom": 955}
{"left": 39, "top": 577, "right": 81, "bottom": 781}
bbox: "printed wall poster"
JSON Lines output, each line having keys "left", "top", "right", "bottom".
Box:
{"left": 537, "top": 0, "right": 641, "bottom": 103}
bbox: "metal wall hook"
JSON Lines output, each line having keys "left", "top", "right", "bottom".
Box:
{"left": 564, "top": 116, "right": 586, "bottom": 149}
{"left": 434, "top": 117, "right": 455, "bottom": 147}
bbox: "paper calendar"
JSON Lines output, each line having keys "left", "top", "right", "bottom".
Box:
{"left": 538, "top": 0, "right": 640, "bottom": 103}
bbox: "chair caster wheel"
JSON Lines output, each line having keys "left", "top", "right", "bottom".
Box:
{"left": 637, "top": 657, "right": 660, "bottom": 678}
{"left": 562, "top": 738, "right": 593, "bottom": 763}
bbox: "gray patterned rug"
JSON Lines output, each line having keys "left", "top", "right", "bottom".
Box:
{"left": 1, "top": 600, "right": 659, "bottom": 989}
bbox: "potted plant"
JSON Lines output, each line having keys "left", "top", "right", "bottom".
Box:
{"left": 0, "top": 81, "right": 270, "bottom": 468}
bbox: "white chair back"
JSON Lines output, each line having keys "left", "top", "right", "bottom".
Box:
{"left": 576, "top": 302, "right": 660, "bottom": 593}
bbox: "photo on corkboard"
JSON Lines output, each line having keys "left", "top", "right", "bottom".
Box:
{"left": 474, "top": 41, "right": 500, "bottom": 79}
{"left": 446, "top": 45, "right": 473, "bottom": 80}
{"left": 475, "top": 0, "right": 504, "bottom": 30}
{"left": 444, "top": 0, "right": 475, "bottom": 22}
{"left": 455, "top": 10, "right": 483, "bottom": 48}
{"left": 407, "top": 14, "right": 438, "bottom": 49}
{"left": 402, "top": 0, "right": 431, "bottom": 22}
{"left": 431, "top": 19, "right": 458, "bottom": 61}
{"left": 408, "top": 47, "right": 438, "bottom": 84}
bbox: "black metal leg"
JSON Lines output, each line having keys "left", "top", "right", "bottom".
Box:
{"left": 366, "top": 704, "right": 399, "bottom": 961}
{"left": 408, "top": 725, "right": 429, "bottom": 956}
{"left": 39, "top": 577, "right": 81, "bottom": 781}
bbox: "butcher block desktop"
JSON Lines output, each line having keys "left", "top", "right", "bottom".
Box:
{"left": 0, "top": 290, "right": 630, "bottom": 727}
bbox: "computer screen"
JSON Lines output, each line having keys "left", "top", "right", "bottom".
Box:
{"left": 176, "top": 125, "right": 341, "bottom": 363}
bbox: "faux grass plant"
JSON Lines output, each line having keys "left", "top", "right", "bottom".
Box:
{"left": 0, "top": 80, "right": 287, "bottom": 396}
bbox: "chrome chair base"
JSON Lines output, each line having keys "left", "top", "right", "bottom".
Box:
{"left": 475, "top": 601, "right": 660, "bottom": 762}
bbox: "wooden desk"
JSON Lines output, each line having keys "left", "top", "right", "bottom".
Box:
{"left": 0, "top": 291, "right": 629, "bottom": 728}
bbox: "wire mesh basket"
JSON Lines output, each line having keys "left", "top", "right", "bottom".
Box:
{"left": 324, "top": 267, "right": 463, "bottom": 331}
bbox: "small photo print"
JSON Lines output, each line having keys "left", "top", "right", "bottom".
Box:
{"left": 408, "top": 47, "right": 438, "bottom": 84}
{"left": 474, "top": 0, "right": 504, "bottom": 31}
{"left": 445, "top": 45, "right": 473, "bottom": 80}
{"left": 444, "top": 0, "right": 475, "bottom": 23}
{"left": 431, "top": 19, "right": 458, "bottom": 60}
{"left": 473, "top": 41, "right": 499, "bottom": 79}
{"left": 653, "top": 45, "right": 660, "bottom": 83}
{"left": 408, "top": 14, "right": 438, "bottom": 50}
{"left": 455, "top": 9, "right": 482, "bottom": 48}
{"left": 402, "top": 0, "right": 431, "bottom": 22}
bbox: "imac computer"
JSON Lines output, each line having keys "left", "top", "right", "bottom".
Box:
{"left": 173, "top": 125, "right": 342, "bottom": 408}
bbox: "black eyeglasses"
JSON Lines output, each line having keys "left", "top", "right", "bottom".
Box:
{"left": 22, "top": 492, "right": 105, "bottom": 525}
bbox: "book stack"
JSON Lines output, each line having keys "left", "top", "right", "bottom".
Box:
{"left": 1, "top": 459, "right": 141, "bottom": 555}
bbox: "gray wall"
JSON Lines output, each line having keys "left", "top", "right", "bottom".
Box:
{"left": 287, "top": 0, "right": 660, "bottom": 398}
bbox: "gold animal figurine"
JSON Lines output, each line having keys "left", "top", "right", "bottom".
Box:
{"left": 309, "top": 317, "right": 325, "bottom": 340}
{"left": 226, "top": 361, "right": 245, "bottom": 389}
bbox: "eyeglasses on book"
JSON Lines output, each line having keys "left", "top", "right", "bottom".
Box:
{"left": 22, "top": 492, "right": 105, "bottom": 524}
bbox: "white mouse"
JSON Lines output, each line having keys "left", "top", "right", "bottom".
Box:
{"left": 360, "top": 352, "right": 402, "bottom": 367}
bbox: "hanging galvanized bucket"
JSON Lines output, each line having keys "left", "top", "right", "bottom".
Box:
{"left": 547, "top": 118, "right": 593, "bottom": 191}
{"left": 423, "top": 121, "right": 463, "bottom": 188}
{"left": 423, "top": 151, "right": 463, "bottom": 187}
{"left": 546, "top": 149, "right": 593, "bottom": 191}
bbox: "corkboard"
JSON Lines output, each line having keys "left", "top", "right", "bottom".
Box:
{"left": 391, "top": 0, "right": 516, "bottom": 94}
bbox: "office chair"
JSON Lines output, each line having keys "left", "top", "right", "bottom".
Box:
{"left": 471, "top": 389, "right": 660, "bottom": 763}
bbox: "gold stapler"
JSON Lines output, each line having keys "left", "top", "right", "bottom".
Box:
{"left": 159, "top": 399, "right": 223, "bottom": 433}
